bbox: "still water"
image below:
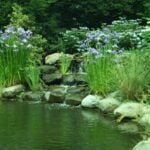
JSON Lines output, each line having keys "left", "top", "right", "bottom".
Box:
{"left": 0, "top": 102, "right": 139, "bottom": 150}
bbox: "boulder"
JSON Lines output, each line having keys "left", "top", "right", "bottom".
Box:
{"left": 138, "top": 114, "right": 150, "bottom": 125}
{"left": 42, "top": 73, "right": 62, "bottom": 85}
{"left": 133, "top": 138, "right": 150, "bottom": 150}
{"left": 65, "top": 94, "right": 82, "bottom": 106}
{"left": 74, "top": 73, "right": 87, "bottom": 84}
{"left": 114, "top": 102, "right": 143, "bottom": 122}
{"left": 2, "top": 84, "right": 25, "bottom": 98}
{"left": 40, "top": 65, "right": 57, "bottom": 74}
{"left": 48, "top": 91, "right": 65, "bottom": 103}
{"left": 63, "top": 73, "right": 75, "bottom": 85}
{"left": 98, "top": 97, "right": 121, "bottom": 113}
{"left": 118, "top": 122, "right": 139, "bottom": 134}
{"left": 45, "top": 53, "right": 61, "bottom": 65}
{"left": 81, "top": 95, "right": 102, "bottom": 108}
{"left": 22, "top": 91, "right": 43, "bottom": 101}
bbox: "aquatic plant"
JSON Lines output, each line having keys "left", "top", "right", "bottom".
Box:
{"left": 60, "top": 52, "right": 72, "bottom": 75}
{"left": 25, "top": 65, "right": 40, "bottom": 91}
{"left": 117, "top": 49, "right": 150, "bottom": 100}
{"left": 0, "top": 26, "right": 32, "bottom": 86}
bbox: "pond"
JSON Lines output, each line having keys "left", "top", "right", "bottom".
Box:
{"left": 0, "top": 102, "right": 139, "bottom": 150}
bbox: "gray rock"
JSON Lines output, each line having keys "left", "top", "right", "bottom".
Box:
{"left": 40, "top": 65, "right": 57, "bottom": 74}
{"left": 67, "top": 85, "right": 89, "bottom": 97}
{"left": 133, "top": 138, "right": 150, "bottom": 150}
{"left": 22, "top": 91, "right": 43, "bottom": 101}
{"left": 114, "top": 102, "right": 143, "bottom": 122}
{"left": 81, "top": 95, "right": 102, "bottom": 108}
{"left": 42, "top": 73, "right": 62, "bottom": 85}
{"left": 107, "top": 91, "right": 123, "bottom": 101}
{"left": 65, "top": 94, "right": 82, "bottom": 106}
{"left": 138, "top": 114, "right": 150, "bottom": 125}
{"left": 63, "top": 73, "right": 75, "bottom": 85}
{"left": 98, "top": 97, "right": 121, "bottom": 113}
{"left": 74, "top": 73, "right": 87, "bottom": 84}
{"left": 48, "top": 91, "right": 65, "bottom": 103}
{"left": 45, "top": 53, "right": 61, "bottom": 65}
{"left": 2, "top": 84, "right": 25, "bottom": 98}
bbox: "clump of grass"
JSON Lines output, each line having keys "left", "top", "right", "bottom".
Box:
{"left": 117, "top": 49, "right": 150, "bottom": 100}
{"left": 60, "top": 52, "right": 72, "bottom": 75}
{"left": 24, "top": 65, "right": 40, "bottom": 91}
{"left": 84, "top": 53, "right": 116, "bottom": 96}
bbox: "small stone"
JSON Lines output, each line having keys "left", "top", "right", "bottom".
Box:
{"left": 2, "top": 84, "right": 25, "bottom": 98}
{"left": 81, "top": 95, "right": 102, "bottom": 108}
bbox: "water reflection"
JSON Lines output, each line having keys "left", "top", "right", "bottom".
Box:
{"left": 0, "top": 102, "right": 139, "bottom": 150}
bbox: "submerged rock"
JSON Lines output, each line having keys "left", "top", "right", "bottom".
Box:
{"left": 65, "top": 94, "right": 82, "bottom": 106}
{"left": 2, "top": 84, "right": 25, "bottom": 98}
{"left": 114, "top": 102, "right": 143, "bottom": 122}
{"left": 47, "top": 91, "right": 65, "bottom": 103}
{"left": 118, "top": 122, "right": 139, "bottom": 134}
{"left": 98, "top": 97, "right": 121, "bottom": 113}
{"left": 81, "top": 95, "right": 102, "bottom": 108}
{"left": 65, "top": 85, "right": 89, "bottom": 106}
{"left": 133, "top": 138, "right": 150, "bottom": 150}
{"left": 22, "top": 91, "right": 43, "bottom": 101}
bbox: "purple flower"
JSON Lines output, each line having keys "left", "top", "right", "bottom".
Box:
{"left": 6, "top": 26, "right": 15, "bottom": 33}
{"left": 87, "top": 48, "right": 99, "bottom": 54}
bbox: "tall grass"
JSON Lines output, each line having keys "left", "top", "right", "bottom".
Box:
{"left": 25, "top": 65, "right": 40, "bottom": 91}
{"left": 60, "top": 52, "right": 72, "bottom": 75}
{"left": 117, "top": 49, "right": 150, "bottom": 100}
{"left": 84, "top": 53, "right": 116, "bottom": 96}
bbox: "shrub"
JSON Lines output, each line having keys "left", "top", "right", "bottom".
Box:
{"left": 0, "top": 26, "right": 32, "bottom": 86}
{"left": 9, "top": 4, "right": 47, "bottom": 65}
{"left": 117, "top": 49, "right": 150, "bottom": 100}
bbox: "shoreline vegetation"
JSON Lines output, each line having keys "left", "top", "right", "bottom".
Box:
{"left": 0, "top": 2, "right": 150, "bottom": 150}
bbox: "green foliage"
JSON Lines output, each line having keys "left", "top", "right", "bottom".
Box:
{"left": 1, "top": 0, "right": 149, "bottom": 48}
{"left": 117, "top": 50, "right": 150, "bottom": 100}
{"left": 25, "top": 65, "right": 40, "bottom": 91}
{"left": 60, "top": 52, "right": 72, "bottom": 75}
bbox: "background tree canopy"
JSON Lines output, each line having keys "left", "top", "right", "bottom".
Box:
{"left": 0, "top": 0, "right": 150, "bottom": 43}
